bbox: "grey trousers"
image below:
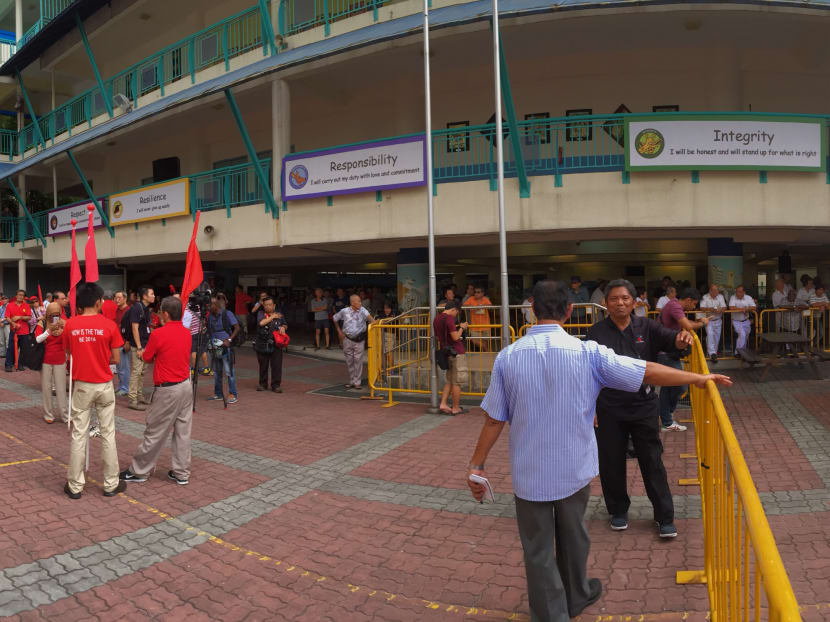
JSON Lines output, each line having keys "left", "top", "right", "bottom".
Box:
{"left": 515, "top": 484, "right": 593, "bottom": 622}
{"left": 343, "top": 337, "right": 365, "bottom": 386}
{"left": 130, "top": 380, "right": 193, "bottom": 479}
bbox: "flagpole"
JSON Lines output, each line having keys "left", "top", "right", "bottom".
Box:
{"left": 424, "top": 0, "right": 439, "bottom": 412}
{"left": 493, "top": 0, "right": 509, "bottom": 347}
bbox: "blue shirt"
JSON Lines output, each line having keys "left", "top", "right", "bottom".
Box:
{"left": 208, "top": 309, "right": 238, "bottom": 341}
{"left": 481, "top": 324, "right": 646, "bottom": 502}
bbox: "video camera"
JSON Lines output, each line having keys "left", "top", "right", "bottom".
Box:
{"left": 188, "top": 287, "right": 212, "bottom": 315}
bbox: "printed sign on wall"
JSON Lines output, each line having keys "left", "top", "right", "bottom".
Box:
{"left": 109, "top": 179, "right": 189, "bottom": 226}
{"left": 282, "top": 136, "right": 426, "bottom": 201}
{"left": 625, "top": 116, "right": 825, "bottom": 172}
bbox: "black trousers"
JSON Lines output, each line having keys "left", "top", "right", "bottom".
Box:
{"left": 515, "top": 485, "right": 593, "bottom": 622}
{"left": 256, "top": 349, "right": 283, "bottom": 388}
{"left": 5, "top": 333, "right": 28, "bottom": 370}
{"left": 595, "top": 409, "right": 674, "bottom": 525}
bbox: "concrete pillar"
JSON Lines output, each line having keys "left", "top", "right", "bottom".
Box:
{"left": 17, "top": 258, "right": 25, "bottom": 292}
{"left": 14, "top": 0, "right": 22, "bottom": 42}
{"left": 707, "top": 238, "right": 743, "bottom": 299}
{"left": 272, "top": 78, "right": 290, "bottom": 245}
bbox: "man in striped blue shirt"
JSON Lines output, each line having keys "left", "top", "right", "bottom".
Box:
{"left": 467, "top": 280, "right": 731, "bottom": 621}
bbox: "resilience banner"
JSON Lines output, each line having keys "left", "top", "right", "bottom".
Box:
{"left": 625, "top": 116, "right": 826, "bottom": 172}
{"left": 282, "top": 136, "right": 426, "bottom": 201}
{"left": 109, "top": 179, "right": 189, "bottom": 227}
{"left": 46, "top": 200, "right": 104, "bottom": 236}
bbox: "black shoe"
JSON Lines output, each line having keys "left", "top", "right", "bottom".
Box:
{"left": 569, "top": 578, "right": 602, "bottom": 618}
{"left": 256, "top": 385, "right": 266, "bottom": 392}
{"left": 610, "top": 514, "right": 628, "bottom": 530}
{"left": 168, "top": 470, "right": 189, "bottom": 486}
{"left": 119, "top": 469, "right": 147, "bottom": 483}
{"left": 656, "top": 521, "right": 678, "bottom": 538}
{"left": 272, "top": 386, "right": 282, "bottom": 393}
{"left": 103, "top": 480, "right": 127, "bottom": 497}
{"left": 710, "top": 353, "right": 718, "bottom": 365}
{"left": 63, "top": 483, "right": 81, "bottom": 500}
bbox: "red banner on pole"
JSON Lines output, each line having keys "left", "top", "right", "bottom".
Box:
{"left": 181, "top": 212, "right": 203, "bottom": 303}
{"left": 84, "top": 204, "right": 99, "bottom": 283}
{"left": 69, "top": 219, "right": 81, "bottom": 315}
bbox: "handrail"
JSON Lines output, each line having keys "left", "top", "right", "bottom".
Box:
{"left": 17, "top": 0, "right": 77, "bottom": 48}
{"left": 684, "top": 334, "right": 801, "bottom": 620}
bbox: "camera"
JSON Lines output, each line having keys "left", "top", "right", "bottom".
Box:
{"left": 188, "top": 287, "right": 212, "bottom": 314}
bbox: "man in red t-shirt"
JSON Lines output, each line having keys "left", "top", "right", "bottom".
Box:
{"left": 120, "top": 296, "right": 194, "bottom": 485}
{"left": 62, "top": 282, "right": 126, "bottom": 499}
{"left": 433, "top": 299, "right": 469, "bottom": 415}
{"left": 5, "top": 289, "right": 31, "bottom": 372}
{"left": 35, "top": 302, "right": 68, "bottom": 424}
{"left": 234, "top": 285, "right": 253, "bottom": 342}
{"left": 101, "top": 295, "right": 117, "bottom": 321}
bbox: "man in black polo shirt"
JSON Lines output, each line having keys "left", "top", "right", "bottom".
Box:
{"left": 127, "top": 286, "right": 155, "bottom": 411}
{"left": 586, "top": 279, "right": 693, "bottom": 539}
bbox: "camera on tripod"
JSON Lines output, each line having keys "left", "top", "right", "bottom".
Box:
{"left": 188, "top": 287, "right": 212, "bottom": 315}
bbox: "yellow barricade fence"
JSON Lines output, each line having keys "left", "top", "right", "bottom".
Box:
{"left": 647, "top": 309, "right": 759, "bottom": 360}
{"left": 680, "top": 334, "right": 801, "bottom": 620}
{"left": 757, "top": 307, "right": 829, "bottom": 354}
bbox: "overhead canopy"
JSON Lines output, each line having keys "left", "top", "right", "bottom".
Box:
{"left": 0, "top": 0, "right": 109, "bottom": 76}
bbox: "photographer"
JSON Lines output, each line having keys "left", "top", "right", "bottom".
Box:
{"left": 207, "top": 296, "right": 239, "bottom": 404}
{"left": 35, "top": 302, "right": 67, "bottom": 424}
{"left": 254, "top": 296, "right": 287, "bottom": 393}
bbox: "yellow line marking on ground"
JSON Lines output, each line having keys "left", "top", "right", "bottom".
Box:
{"left": 0, "top": 456, "right": 53, "bottom": 468}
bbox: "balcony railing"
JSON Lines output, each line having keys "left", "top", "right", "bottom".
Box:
{"left": 279, "top": 0, "right": 402, "bottom": 36}
{"left": 17, "top": 0, "right": 77, "bottom": 48}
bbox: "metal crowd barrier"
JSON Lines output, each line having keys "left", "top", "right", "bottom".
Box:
{"left": 647, "top": 309, "right": 759, "bottom": 360}
{"left": 678, "top": 334, "right": 801, "bottom": 621}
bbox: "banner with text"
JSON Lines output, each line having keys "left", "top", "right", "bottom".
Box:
{"left": 282, "top": 136, "right": 426, "bottom": 200}
{"left": 109, "top": 178, "right": 189, "bottom": 226}
{"left": 625, "top": 117, "right": 826, "bottom": 172}
{"left": 46, "top": 200, "right": 104, "bottom": 237}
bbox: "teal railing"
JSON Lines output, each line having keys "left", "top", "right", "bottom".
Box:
{"left": 0, "top": 129, "right": 17, "bottom": 158}
{"left": 17, "top": 3, "right": 270, "bottom": 155}
{"left": 190, "top": 158, "right": 274, "bottom": 217}
{"left": 17, "top": 0, "right": 77, "bottom": 48}
{"left": 279, "top": 0, "right": 401, "bottom": 36}
{"left": 0, "top": 211, "right": 48, "bottom": 246}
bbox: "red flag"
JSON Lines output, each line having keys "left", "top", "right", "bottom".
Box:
{"left": 37, "top": 284, "right": 43, "bottom": 308}
{"left": 69, "top": 220, "right": 82, "bottom": 315}
{"left": 84, "top": 204, "right": 98, "bottom": 282}
{"left": 181, "top": 211, "right": 203, "bottom": 302}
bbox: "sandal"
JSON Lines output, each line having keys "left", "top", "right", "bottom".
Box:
{"left": 439, "top": 407, "right": 453, "bottom": 414}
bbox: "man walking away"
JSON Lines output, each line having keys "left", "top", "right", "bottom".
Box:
{"left": 587, "top": 279, "right": 693, "bottom": 539}
{"left": 113, "top": 291, "right": 131, "bottom": 396}
{"left": 254, "top": 296, "right": 287, "bottom": 393}
{"left": 120, "top": 296, "right": 193, "bottom": 486}
{"left": 729, "top": 285, "right": 756, "bottom": 352}
{"left": 700, "top": 284, "right": 726, "bottom": 364}
{"left": 333, "top": 295, "right": 374, "bottom": 389}
{"left": 433, "top": 299, "right": 469, "bottom": 414}
{"left": 467, "top": 280, "right": 732, "bottom": 621}
{"left": 207, "top": 296, "right": 240, "bottom": 403}
{"left": 127, "top": 287, "right": 155, "bottom": 411}
{"left": 658, "top": 287, "right": 709, "bottom": 432}
{"left": 62, "top": 282, "right": 126, "bottom": 499}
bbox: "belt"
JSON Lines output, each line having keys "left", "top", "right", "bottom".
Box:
{"left": 155, "top": 379, "right": 187, "bottom": 388}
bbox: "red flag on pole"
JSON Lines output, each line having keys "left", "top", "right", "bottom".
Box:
{"left": 84, "top": 204, "right": 99, "bottom": 283}
{"left": 37, "top": 284, "right": 43, "bottom": 309}
{"left": 181, "top": 211, "right": 203, "bottom": 302}
{"left": 69, "top": 219, "right": 82, "bottom": 316}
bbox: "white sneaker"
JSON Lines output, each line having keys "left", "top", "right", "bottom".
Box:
{"left": 662, "top": 421, "right": 687, "bottom": 432}
{"left": 89, "top": 425, "right": 101, "bottom": 438}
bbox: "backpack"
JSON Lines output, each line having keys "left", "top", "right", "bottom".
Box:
{"left": 219, "top": 310, "right": 243, "bottom": 347}
{"left": 119, "top": 309, "right": 132, "bottom": 342}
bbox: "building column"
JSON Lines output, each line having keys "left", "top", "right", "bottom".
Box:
{"left": 17, "top": 258, "right": 25, "bottom": 292}
{"left": 15, "top": 0, "right": 22, "bottom": 133}
{"left": 707, "top": 238, "right": 743, "bottom": 297}
{"left": 272, "top": 78, "right": 290, "bottom": 241}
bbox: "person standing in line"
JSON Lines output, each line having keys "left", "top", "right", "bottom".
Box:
{"left": 0, "top": 293, "right": 8, "bottom": 359}
{"left": 658, "top": 288, "right": 709, "bottom": 432}
{"left": 521, "top": 291, "right": 535, "bottom": 326}
{"left": 207, "top": 296, "right": 240, "bottom": 403}
{"left": 728, "top": 285, "right": 756, "bottom": 352}
{"left": 795, "top": 275, "right": 815, "bottom": 309}
{"left": 439, "top": 286, "right": 457, "bottom": 308}
{"left": 254, "top": 296, "right": 287, "bottom": 393}
{"left": 634, "top": 288, "right": 650, "bottom": 318}
{"left": 62, "top": 282, "right": 126, "bottom": 500}
{"left": 127, "top": 286, "right": 155, "bottom": 411}
{"left": 655, "top": 285, "right": 676, "bottom": 312}
{"left": 101, "top": 294, "right": 117, "bottom": 322}
{"left": 119, "top": 296, "right": 193, "bottom": 486}
{"left": 590, "top": 280, "right": 608, "bottom": 306}
{"left": 113, "top": 291, "right": 132, "bottom": 396}
{"left": 5, "top": 290, "right": 31, "bottom": 372}
{"left": 332, "top": 287, "right": 349, "bottom": 348}
{"left": 808, "top": 283, "right": 829, "bottom": 343}
{"left": 311, "top": 288, "right": 331, "bottom": 350}
{"left": 433, "top": 299, "right": 469, "bottom": 415}
{"left": 35, "top": 302, "right": 68, "bottom": 424}
{"left": 467, "top": 280, "right": 732, "bottom": 621}
{"left": 700, "top": 284, "right": 727, "bottom": 364}
{"left": 587, "top": 279, "right": 693, "bottom": 538}
{"left": 234, "top": 285, "right": 253, "bottom": 343}
{"left": 333, "top": 294, "right": 374, "bottom": 390}
{"left": 461, "top": 283, "right": 475, "bottom": 305}
{"left": 465, "top": 286, "right": 493, "bottom": 352}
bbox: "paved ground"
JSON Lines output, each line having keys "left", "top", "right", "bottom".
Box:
{"left": 0, "top": 348, "right": 828, "bottom": 621}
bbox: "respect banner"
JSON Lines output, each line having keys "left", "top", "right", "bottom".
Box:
{"left": 625, "top": 116, "right": 825, "bottom": 172}
{"left": 109, "top": 179, "right": 189, "bottom": 226}
{"left": 282, "top": 136, "right": 426, "bottom": 200}
{"left": 46, "top": 200, "right": 104, "bottom": 236}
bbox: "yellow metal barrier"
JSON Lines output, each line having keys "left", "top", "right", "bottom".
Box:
{"left": 647, "top": 309, "right": 759, "bottom": 360}
{"left": 678, "top": 334, "right": 801, "bottom": 620}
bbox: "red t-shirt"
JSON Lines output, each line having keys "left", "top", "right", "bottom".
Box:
{"left": 660, "top": 298, "right": 686, "bottom": 331}
{"left": 62, "top": 314, "right": 124, "bottom": 383}
{"left": 115, "top": 303, "right": 130, "bottom": 327}
{"left": 433, "top": 312, "right": 465, "bottom": 355}
{"left": 6, "top": 301, "right": 31, "bottom": 335}
{"left": 142, "top": 320, "right": 191, "bottom": 384}
{"left": 235, "top": 293, "right": 253, "bottom": 316}
{"left": 35, "top": 325, "right": 66, "bottom": 365}
{"left": 101, "top": 300, "right": 117, "bottom": 322}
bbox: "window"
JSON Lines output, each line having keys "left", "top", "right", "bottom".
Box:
{"left": 446, "top": 121, "right": 469, "bottom": 153}
{"left": 565, "top": 109, "right": 592, "bottom": 142}
{"left": 199, "top": 32, "right": 219, "bottom": 66}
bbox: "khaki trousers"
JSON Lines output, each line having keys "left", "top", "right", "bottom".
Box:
{"left": 130, "top": 380, "right": 193, "bottom": 479}
{"left": 41, "top": 363, "right": 68, "bottom": 422}
{"left": 343, "top": 337, "right": 365, "bottom": 386}
{"left": 128, "top": 349, "right": 147, "bottom": 403}
{"left": 67, "top": 381, "right": 119, "bottom": 494}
